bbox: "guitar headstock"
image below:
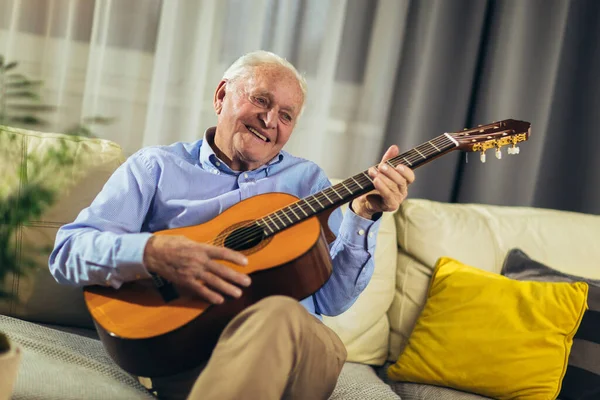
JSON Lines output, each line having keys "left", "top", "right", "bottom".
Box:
{"left": 449, "top": 119, "right": 531, "bottom": 162}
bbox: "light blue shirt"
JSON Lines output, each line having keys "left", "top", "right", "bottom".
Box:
{"left": 49, "top": 128, "right": 381, "bottom": 318}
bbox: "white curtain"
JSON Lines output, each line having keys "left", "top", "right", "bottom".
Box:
{"left": 0, "top": 0, "right": 408, "bottom": 179}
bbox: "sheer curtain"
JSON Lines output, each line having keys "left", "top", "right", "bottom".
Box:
{"left": 0, "top": 0, "right": 407, "bottom": 179}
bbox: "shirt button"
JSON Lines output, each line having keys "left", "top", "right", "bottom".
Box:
{"left": 358, "top": 229, "right": 365, "bottom": 236}
{"left": 215, "top": 161, "right": 221, "bottom": 167}
{"left": 244, "top": 173, "right": 249, "bottom": 178}
{"left": 368, "top": 232, "right": 373, "bottom": 238}
{"left": 213, "top": 169, "right": 219, "bottom": 174}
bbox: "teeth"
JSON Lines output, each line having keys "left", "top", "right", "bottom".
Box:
{"left": 247, "top": 126, "right": 268, "bottom": 142}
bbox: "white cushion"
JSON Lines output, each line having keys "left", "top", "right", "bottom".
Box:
{"left": 0, "top": 125, "right": 124, "bottom": 328}
{"left": 388, "top": 198, "right": 600, "bottom": 361}
{"left": 323, "top": 179, "right": 398, "bottom": 366}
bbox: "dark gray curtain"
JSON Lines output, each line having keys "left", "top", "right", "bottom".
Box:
{"left": 383, "top": 0, "right": 600, "bottom": 215}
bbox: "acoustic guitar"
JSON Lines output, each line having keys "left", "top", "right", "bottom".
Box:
{"left": 84, "top": 119, "right": 531, "bottom": 377}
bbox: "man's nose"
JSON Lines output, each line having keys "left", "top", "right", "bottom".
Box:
{"left": 260, "top": 108, "right": 277, "bottom": 128}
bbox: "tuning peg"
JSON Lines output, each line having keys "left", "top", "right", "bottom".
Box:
{"left": 508, "top": 146, "right": 520, "bottom": 155}
{"left": 480, "top": 152, "right": 486, "bottom": 163}
{"left": 495, "top": 148, "right": 502, "bottom": 160}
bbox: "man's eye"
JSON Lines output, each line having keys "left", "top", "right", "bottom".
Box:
{"left": 253, "top": 96, "right": 267, "bottom": 106}
{"left": 281, "top": 113, "right": 293, "bottom": 123}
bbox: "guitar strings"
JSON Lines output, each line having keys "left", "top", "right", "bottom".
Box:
{"left": 212, "top": 125, "right": 518, "bottom": 250}
{"left": 206, "top": 135, "right": 456, "bottom": 249}
{"left": 207, "top": 135, "right": 455, "bottom": 250}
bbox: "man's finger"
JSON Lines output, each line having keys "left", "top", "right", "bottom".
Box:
{"left": 207, "top": 260, "right": 251, "bottom": 287}
{"left": 206, "top": 245, "right": 248, "bottom": 266}
{"left": 198, "top": 270, "right": 243, "bottom": 299}
{"left": 186, "top": 279, "right": 224, "bottom": 305}
{"left": 381, "top": 145, "right": 399, "bottom": 163}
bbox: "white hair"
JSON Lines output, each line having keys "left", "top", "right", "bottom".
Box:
{"left": 222, "top": 50, "right": 307, "bottom": 116}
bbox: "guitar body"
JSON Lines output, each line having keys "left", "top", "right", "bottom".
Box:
{"left": 83, "top": 192, "right": 333, "bottom": 377}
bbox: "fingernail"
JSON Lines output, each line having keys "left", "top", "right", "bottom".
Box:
{"left": 242, "top": 257, "right": 248, "bottom": 265}
{"left": 243, "top": 276, "right": 251, "bottom": 286}
{"left": 380, "top": 164, "right": 388, "bottom": 171}
{"left": 396, "top": 165, "right": 404, "bottom": 172}
{"left": 234, "top": 288, "right": 242, "bottom": 297}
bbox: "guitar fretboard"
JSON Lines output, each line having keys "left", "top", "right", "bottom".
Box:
{"left": 257, "top": 134, "right": 457, "bottom": 236}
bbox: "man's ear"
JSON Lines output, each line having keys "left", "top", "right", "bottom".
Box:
{"left": 214, "top": 80, "right": 227, "bottom": 115}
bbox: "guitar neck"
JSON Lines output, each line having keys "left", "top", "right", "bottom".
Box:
{"left": 258, "top": 133, "right": 458, "bottom": 236}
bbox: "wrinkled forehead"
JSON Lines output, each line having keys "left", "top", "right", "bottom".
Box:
{"left": 241, "top": 65, "right": 305, "bottom": 112}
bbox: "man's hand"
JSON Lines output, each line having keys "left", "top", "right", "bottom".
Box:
{"left": 351, "top": 145, "right": 415, "bottom": 220}
{"left": 143, "top": 235, "right": 251, "bottom": 305}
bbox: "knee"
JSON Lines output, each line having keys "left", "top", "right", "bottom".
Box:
{"left": 253, "top": 295, "right": 305, "bottom": 317}
{"left": 238, "top": 296, "right": 307, "bottom": 337}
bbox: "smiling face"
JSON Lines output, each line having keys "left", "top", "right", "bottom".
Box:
{"left": 212, "top": 64, "right": 304, "bottom": 171}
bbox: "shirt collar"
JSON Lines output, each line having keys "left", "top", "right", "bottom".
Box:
{"left": 199, "top": 127, "right": 284, "bottom": 175}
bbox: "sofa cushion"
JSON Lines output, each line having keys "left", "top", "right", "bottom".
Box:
{"left": 388, "top": 256, "right": 588, "bottom": 400}
{"left": 0, "top": 125, "right": 124, "bottom": 329}
{"left": 0, "top": 314, "right": 153, "bottom": 400}
{"left": 329, "top": 362, "right": 400, "bottom": 399}
{"left": 389, "top": 199, "right": 600, "bottom": 361}
{"left": 375, "top": 362, "right": 494, "bottom": 399}
{"left": 502, "top": 248, "right": 600, "bottom": 400}
{"left": 323, "top": 185, "right": 398, "bottom": 365}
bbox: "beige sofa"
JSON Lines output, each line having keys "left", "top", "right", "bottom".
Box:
{"left": 2, "top": 125, "right": 599, "bottom": 399}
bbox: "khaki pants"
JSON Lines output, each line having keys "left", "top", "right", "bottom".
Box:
{"left": 146, "top": 296, "right": 347, "bottom": 400}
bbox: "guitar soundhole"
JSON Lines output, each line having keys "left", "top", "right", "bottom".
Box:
{"left": 224, "top": 224, "right": 265, "bottom": 252}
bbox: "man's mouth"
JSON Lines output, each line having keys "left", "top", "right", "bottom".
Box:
{"left": 246, "top": 125, "right": 270, "bottom": 142}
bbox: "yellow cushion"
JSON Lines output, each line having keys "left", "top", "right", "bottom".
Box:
{"left": 389, "top": 199, "right": 600, "bottom": 363}
{"left": 387, "top": 257, "right": 588, "bottom": 400}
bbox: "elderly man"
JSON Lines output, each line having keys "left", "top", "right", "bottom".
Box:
{"left": 49, "top": 51, "right": 415, "bottom": 400}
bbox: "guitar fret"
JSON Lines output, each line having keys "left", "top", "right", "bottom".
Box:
{"left": 267, "top": 214, "right": 279, "bottom": 229}
{"left": 295, "top": 203, "right": 308, "bottom": 217}
{"left": 403, "top": 157, "right": 412, "bottom": 166}
{"left": 429, "top": 140, "right": 440, "bottom": 151}
{"left": 331, "top": 186, "right": 344, "bottom": 200}
{"left": 313, "top": 195, "right": 324, "bottom": 208}
{"left": 362, "top": 172, "right": 373, "bottom": 183}
{"left": 281, "top": 210, "right": 294, "bottom": 224}
{"left": 289, "top": 206, "right": 300, "bottom": 220}
{"left": 303, "top": 199, "right": 316, "bottom": 213}
{"left": 351, "top": 176, "right": 364, "bottom": 189}
{"left": 321, "top": 190, "right": 333, "bottom": 204}
{"left": 414, "top": 148, "right": 426, "bottom": 159}
{"left": 259, "top": 219, "right": 274, "bottom": 234}
{"left": 340, "top": 181, "right": 353, "bottom": 195}
{"left": 274, "top": 212, "right": 287, "bottom": 227}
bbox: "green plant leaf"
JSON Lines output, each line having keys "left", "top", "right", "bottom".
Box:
{"left": 3, "top": 61, "right": 18, "bottom": 71}
{"left": 6, "top": 73, "right": 28, "bottom": 81}
{"left": 6, "top": 91, "right": 41, "bottom": 100}
{"left": 82, "top": 116, "right": 117, "bottom": 125}
{"left": 6, "top": 104, "right": 57, "bottom": 112}
{"left": 6, "top": 115, "right": 49, "bottom": 126}
{"left": 6, "top": 80, "right": 43, "bottom": 89}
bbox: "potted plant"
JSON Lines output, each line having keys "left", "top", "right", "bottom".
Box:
{"left": 0, "top": 55, "right": 110, "bottom": 399}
